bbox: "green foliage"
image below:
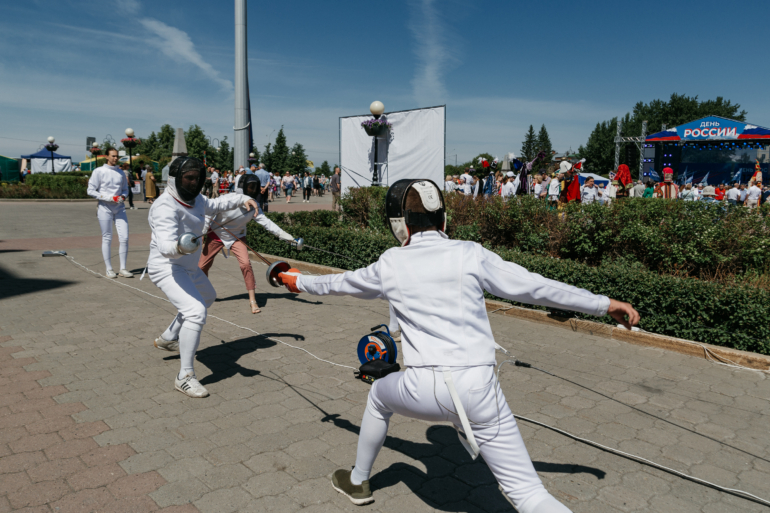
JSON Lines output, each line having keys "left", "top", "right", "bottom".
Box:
{"left": 4, "top": 175, "right": 89, "bottom": 198}
{"left": 338, "top": 186, "right": 390, "bottom": 233}
{"left": 288, "top": 143, "right": 308, "bottom": 175}
{"left": 536, "top": 125, "right": 553, "bottom": 167}
{"left": 520, "top": 125, "right": 537, "bottom": 162}
{"left": 577, "top": 114, "right": 631, "bottom": 175}
{"left": 318, "top": 161, "right": 332, "bottom": 176}
{"left": 471, "top": 153, "right": 495, "bottom": 173}
{"left": 270, "top": 127, "right": 290, "bottom": 174}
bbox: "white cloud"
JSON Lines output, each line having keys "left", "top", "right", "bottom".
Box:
{"left": 409, "top": 0, "right": 454, "bottom": 106}
{"left": 139, "top": 18, "right": 234, "bottom": 92}
{"left": 115, "top": 0, "right": 140, "bottom": 15}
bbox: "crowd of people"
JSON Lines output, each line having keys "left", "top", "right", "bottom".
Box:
{"left": 443, "top": 164, "right": 769, "bottom": 208}
{"left": 198, "top": 164, "right": 332, "bottom": 204}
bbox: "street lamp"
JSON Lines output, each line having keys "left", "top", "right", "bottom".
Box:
{"left": 122, "top": 128, "right": 141, "bottom": 177}
{"left": 368, "top": 101, "right": 385, "bottom": 185}
{"left": 89, "top": 142, "right": 102, "bottom": 171}
{"left": 44, "top": 136, "right": 59, "bottom": 174}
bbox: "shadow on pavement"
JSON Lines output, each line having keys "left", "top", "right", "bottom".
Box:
{"left": 0, "top": 262, "right": 75, "bottom": 300}
{"left": 215, "top": 291, "right": 322, "bottom": 307}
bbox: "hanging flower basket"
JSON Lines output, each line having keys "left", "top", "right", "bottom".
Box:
{"left": 121, "top": 137, "right": 141, "bottom": 149}
{"left": 361, "top": 118, "right": 392, "bottom": 137}
{"left": 89, "top": 147, "right": 102, "bottom": 156}
{"left": 44, "top": 143, "right": 59, "bottom": 152}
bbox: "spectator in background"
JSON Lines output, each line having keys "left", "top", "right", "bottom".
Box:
{"left": 461, "top": 168, "right": 473, "bottom": 196}
{"left": 330, "top": 167, "right": 342, "bottom": 211}
{"left": 681, "top": 183, "right": 696, "bottom": 201}
{"left": 715, "top": 183, "right": 726, "bottom": 201}
{"left": 701, "top": 186, "right": 717, "bottom": 204}
{"left": 533, "top": 175, "right": 545, "bottom": 200}
{"left": 581, "top": 176, "right": 600, "bottom": 204}
{"left": 121, "top": 163, "right": 135, "bottom": 210}
{"left": 210, "top": 168, "right": 220, "bottom": 199}
{"left": 746, "top": 181, "right": 762, "bottom": 209}
{"left": 643, "top": 181, "right": 655, "bottom": 198}
{"left": 739, "top": 184, "right": 748, "bottom": 205}
{"left": 282, "top": 171, "right": 296, "bottom": 203}
{"left": 254, "top": 164, "right": 270, "bottom": 211}
{"left": 140, "top": 165, "right": 149, "bottom": 202}
{"left": 761, "top": 184, "right": 770, "bottom": 206}
{"left": 725, "top": 183, "right": 740, "bottom": 205}
{"left": 302, "top": 172, "right": 313, "bottom": 203}
{"left": 547, "top": 171, "right": 561, "bottom": 208}
{"left": 445, "top": 175, "right": 456, "bottom": 193}
{"left": 144, "top": 163, "right": 157, "bottom": 204}
{"left": 501, "top": 172, "right": 516, "bottom": 200}
{"left": 632, "top": 179, "right": 645, "bottom": 198}
{"left": 313, "top": 174, "right": 320, "bottom": 196}
{"left": 693, "top": 183, "right": 704, "bottom": 200}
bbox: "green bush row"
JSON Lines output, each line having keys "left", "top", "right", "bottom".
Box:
{"left": 246, "top": 213, "right": 769, "bottom": 355}
{"left": 24, "top": 175, "right": 90, "bottom": 198}
{"left": 340, "top": 187, "right": 770, "bottom": 278}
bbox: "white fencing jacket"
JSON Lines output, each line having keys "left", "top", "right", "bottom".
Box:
{"left": 296, "top": 231, "right": 610, "bottom": 367}
{"left": 148, "top": 192, "right": 248, "bottom": 271}
{"left": 204, "top": 207, "right": 293, "bottom": 249}
{"left": 87, "top": 165, "right": 129, "bottom": 207}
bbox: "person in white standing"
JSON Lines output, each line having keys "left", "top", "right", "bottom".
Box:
{"left": 444, "top": 175, "right": 456, "bottom": 193}
{"left": 547, "top": 171, "right": 561, "bottom": 208}
{"left": 746, "top": 181, "right": 762, "bottom": 209}
{"left": 275, "top": 179, "right": 639, "bottom": 511}
{"left": 580, "top": 176, "right": 601, "bottom": 204}
{"left": 501, "top": 171, "right": 517, "bottom": 200}
{"left": 148, "top": 157, "right": 258, "bottom": 398}
{"left": 87, "top": 148, "right": 132, "bottom": 278}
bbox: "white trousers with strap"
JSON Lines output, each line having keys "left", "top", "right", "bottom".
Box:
{"left": 96, "top": 201, "right": 128, "bottom": 271}
{"left": 356, "top": 365, "right": 571, "bottom": 513}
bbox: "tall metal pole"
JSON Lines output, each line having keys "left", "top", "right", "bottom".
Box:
{"left": 234, "top": 0, "right": 250, "bottom": 171}
{"left": 50, "top": 149, "right": 55, "bottom": 174}
{"left": 372, "top": 137, "right": 378, "bottom": 185}
{"left": 614, "top": 118, "right": 622, "bottom": 171}
{"left": 639, "top": 120, "right": 647, "bottom": 181}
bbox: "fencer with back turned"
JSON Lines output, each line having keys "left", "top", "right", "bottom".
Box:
{"left": 146, "top": 157, "right": 258, "bottom": 398}
{"left": 275, "top": 179, "right": 639, "bottom": 511}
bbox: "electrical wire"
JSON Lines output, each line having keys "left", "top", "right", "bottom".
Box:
{"left": 58, "top": 254, "right": 770, "bottom": 508}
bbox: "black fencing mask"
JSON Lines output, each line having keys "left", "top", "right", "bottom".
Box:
{"left": 169, "top": 157, "right": 206, "bottom": 203}
{"left": 241, "top": 174, "right": 261, "bottom": 201}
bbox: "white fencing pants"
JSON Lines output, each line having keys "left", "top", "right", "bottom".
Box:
{"left": 355, "top": 365, "right": 571, "bottom": 513}
{"left": 97, "top": 203, "right": 128, "bottom": 271}
{"left": 150, "top": 265, "right": 216, "bottom": 377}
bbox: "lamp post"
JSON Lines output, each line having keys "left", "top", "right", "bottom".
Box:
{"left": 89, "top": 142, "right": 102, "bottom": 171}
{"left": 44, "top": 136, "right": 59, "bottom": 174}
{"left": 368, "top": 101, "right": 385, "bottom": 185}
{"left": 121, "top": 129, "right": 140, "bottom": 177}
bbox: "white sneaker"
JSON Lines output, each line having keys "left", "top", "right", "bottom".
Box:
{"left": 105, "top": 270, "right": 117, "bottom": 279}
{"left": 175, "top": 372, "right": 209, "bottom": 398}
{"left": 154, "top": 336, "right": 179, "bottom": 352}
{"left": 119, "top": 269, "right": 133, "bottom": 278}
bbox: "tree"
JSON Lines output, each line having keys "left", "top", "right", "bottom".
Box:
{"left": 471, "top": 153, "right": 495, "bottom": 173}
{"left": 156, "top": 124, "right": 176, "bottom": 161}
{"left": 318, "top": 160, "right": 332, "bottom": 176}
{"left": 261, "top": 143, "right": 274, "bottom": 173}
{"left": 270, "top": 127, "right": 290, "bottom": 175}
{"left": 287, "top": 143, "right": 308, "bottom": 175}
{"left": 536, "top": 125, "right": 553, "bottom": 162}
{"left": 579, "top": 94, "right": 748, "bottom": 176}
{"left": 184, "top": 125, "right": 208, "bottom": 162}
{"left": 520, "top": 125, "right": 537, "bottom": 162}
{"left": 211, "top": 136, "right": 234, "bottom": 171}
{"left": 250, "top": 146, "right": 260, "bottom": 166}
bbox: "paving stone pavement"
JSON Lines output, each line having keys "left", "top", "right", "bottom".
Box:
{"left": 1, "top": 205, "right": 769, "bottom": 512}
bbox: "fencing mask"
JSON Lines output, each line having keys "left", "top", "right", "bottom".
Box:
{"left": 169, "top": 157, "right": 206, "bottom": 203}
{"left": 385, "top": 179, "right": 446, "bottom": 246}
{"left": 241, "top": 174, "right": 261, "bottom": 201}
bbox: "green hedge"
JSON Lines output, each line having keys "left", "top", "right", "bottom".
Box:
{"left": 246, "top": 212, "right": 770, "bottom": 355}
{"left": 0, "top": 175, "right": 90, "bottom": 199}
{"left": 340, "top": 187, "right": 770, "bottom": 278}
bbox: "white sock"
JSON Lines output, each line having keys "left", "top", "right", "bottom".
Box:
{"left": 351, "top": 408, "right": 389, "bottom": 485}
{"left": 162, "top": 313, "right": 184, "bottom": 341}
{"left": 178, "top": 323, "right": 202, "bottom": 379}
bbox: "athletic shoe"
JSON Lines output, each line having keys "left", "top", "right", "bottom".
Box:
{"left": 331, "top": 469, "right": 373, "bottom": 505}
{"left": 175, "top": 372, "right": 209, "bottom": 398}
{"left": 154, "top": 336, "right": 179, "bottom": 352}
{"left": 119, "top": 269, "right": 134, "bottom": 278}
{"left": 105, "top": 270, "right": 117, "bottom": 279}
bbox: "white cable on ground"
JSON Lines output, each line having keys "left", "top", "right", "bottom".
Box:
{"left": 64, "top": 255, "right": 357, "bottom": 370}
{"left": 63, "top": 254, "right": 770, "bottom": 508}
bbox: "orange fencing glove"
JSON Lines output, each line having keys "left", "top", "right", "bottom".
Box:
{"left": 278, "top": 268, "right": 302, "bottom": 293}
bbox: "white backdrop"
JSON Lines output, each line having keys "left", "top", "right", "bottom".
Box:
{"left": 31, "top": 157, "right": 72, "bottom": 173}
{"left": 340, "top": 105, "right": 445, "bottom": 193}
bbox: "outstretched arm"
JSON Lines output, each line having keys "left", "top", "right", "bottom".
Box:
{"left": 282, "top": 261, "right": 383, "bottom": 299}
{"left": 254, "top": 213, "right": 293, "bottom": 241}
{"left": 478, "top": 246, "right": 638, "bottom": 327}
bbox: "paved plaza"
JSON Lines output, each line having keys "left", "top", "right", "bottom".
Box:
{"left": 0, "top": 201, "right": 769, "bottom": 512}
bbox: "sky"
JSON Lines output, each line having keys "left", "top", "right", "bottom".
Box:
{"left": 1, "top": 0, "right": 770, "bottom": 167}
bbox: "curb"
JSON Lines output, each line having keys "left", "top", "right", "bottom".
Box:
{"left": 251, "top": 252, "right": 770, "bottom": 371}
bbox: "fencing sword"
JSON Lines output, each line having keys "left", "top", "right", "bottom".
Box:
{"left": 279, "top": 239, "right": 369, "bottom": 268}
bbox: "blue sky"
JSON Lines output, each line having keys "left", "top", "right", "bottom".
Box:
{"left": 1, "top": 0, "right": 769, "bottom": 167}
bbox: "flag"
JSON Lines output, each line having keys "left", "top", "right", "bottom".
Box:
{"left": 701, "top": 172, "right": 709, "bottom": 186}
{"left": 650, "top": 169, "right": 661, "bottom": 181}
{"left": 731, "top": 168, "right": 742, "bottom": 184}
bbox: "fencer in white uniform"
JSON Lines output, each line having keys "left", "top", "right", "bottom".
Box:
{"left": 148, "top": 157, "right": 258, "bottom": 398}
{"left": 199, "top": 173, "right": 297, "bottom": 314}
{"left": 87, "top": 148, "right": 132, "bottom": 278}
{"left": 276, "top": 179, "right": 639, "bottom": 511}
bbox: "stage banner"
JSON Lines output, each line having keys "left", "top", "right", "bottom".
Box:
{"left": 340, "top": 105, "right": 445, "bottom": 194}
{"left": 646, "top": 116, "right": 770, "bottom": 142}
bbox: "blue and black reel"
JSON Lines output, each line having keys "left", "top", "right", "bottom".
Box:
{"left": 355, "top": 325, "right": 400, "bottom": 384}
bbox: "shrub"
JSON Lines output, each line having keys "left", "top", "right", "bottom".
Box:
{"left": 25, "top": 175, "right": 89, "bottom": 197}
{"left": 247, "top": 216, "right": 770, "bottom": 354}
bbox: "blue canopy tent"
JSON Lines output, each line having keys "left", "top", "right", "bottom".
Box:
{"left": 20, "top": 149, "right": 72, "bottom": 174}
{"left": 645, "top": 116, "right": 769, "bottom": 185}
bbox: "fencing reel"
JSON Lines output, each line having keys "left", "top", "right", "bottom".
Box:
{"left": 355, "top": 324, "right": 400, "bottom": 384}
